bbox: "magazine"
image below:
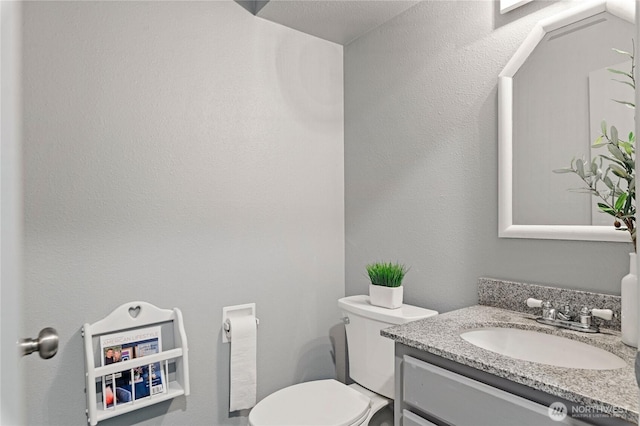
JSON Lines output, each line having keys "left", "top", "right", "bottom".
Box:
{"left": 100, "top": 325, "right": 165, "bottom": 409}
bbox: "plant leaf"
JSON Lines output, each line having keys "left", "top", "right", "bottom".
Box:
{"left": 592, "top": 135, "right": 606, "bottom": 147}
{"left": 598, "top": 203, "right": 616, "bottom": 216}
{"left": 612, "top": 48, "right": 633, "bottom": 57}
{"left": 620, "top": 141, "right": 634, "bottom": 155}
{"left": 604, "top": 175, "right": 615, "bottom": 190}
{"left": 608, "top": 143, "right": 625, "bottom": 162}
{"left": 612, "top": 79, "right": 636, "bottom": 90}
{"left": 611, "top": 164, "right": 628, "bottom": 178}
{"left": 611, "top": 125, "right": 619, "bottom": 143}
{"left": 599, "top": 154, "right": 626, "bottom": 168}
{"left": 615, "top": 193, "right": 628, "bottom": 210}
{"left": 553, "top": 168, "right": 574, "bottom": 174}
{"left": 624, "top": 192, "right": 633, "bottom": 213}
{"left": 612, "top": 99, "right": 636, "bottom": 109}
{"left": 569, "top": 187, "right": 597, "bottom": 194}
{"left": 607, "top": 68, "right": 633, "bottom": 79}
{"left": 576, "top": 159, "right": 585, "bottom": 178}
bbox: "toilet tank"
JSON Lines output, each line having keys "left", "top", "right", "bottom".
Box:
{"left": 338, "top": 295, "right": 438, "bottom": 399}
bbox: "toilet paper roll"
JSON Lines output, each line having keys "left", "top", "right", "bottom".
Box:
{"left": 228, "top": 315, "right": 257, "bottom": 412}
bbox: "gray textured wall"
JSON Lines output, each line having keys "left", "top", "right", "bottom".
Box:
{"left": 344, "top": 0, "right": 632, "bottom": 315}
{"left": 21, "top": 2, "right": 344, "bottom": 425}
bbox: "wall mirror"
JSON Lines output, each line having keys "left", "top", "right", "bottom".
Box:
{"left": 499, "top": 0, "right": 635, "bottom": 242}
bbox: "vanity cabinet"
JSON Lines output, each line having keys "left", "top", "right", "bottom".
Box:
{"left": 394, "top": 344, "right": 631, "bottom": 426}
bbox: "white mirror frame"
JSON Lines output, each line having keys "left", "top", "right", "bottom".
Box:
{"left": 498, "top": 0, "right": 635, "bottom": 242}
{"left": 500, "top": 0, "right": 532, "bottom": 15}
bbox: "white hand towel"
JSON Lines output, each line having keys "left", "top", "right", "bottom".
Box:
{"left": 228, "top": 316, "right": 257, "bottom": 411}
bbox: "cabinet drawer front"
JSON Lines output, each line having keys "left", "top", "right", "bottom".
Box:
{"left": 402, "top": 409, "right": 438, "bottom": 426}
{"left": 403, "top": 356, "right": 580, "bottom": 426}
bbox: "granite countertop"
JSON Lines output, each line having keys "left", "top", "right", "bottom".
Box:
{"left": 382, "top": 304, "right": 639, "bottom": 424}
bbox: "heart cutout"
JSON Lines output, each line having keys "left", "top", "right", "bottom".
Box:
{"left": 128, "top": 306, "right": 141, "bottom": 319}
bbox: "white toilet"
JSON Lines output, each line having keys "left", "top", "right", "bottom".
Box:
{"left": 248, "top": 295, "right": 438, "bottom": 426}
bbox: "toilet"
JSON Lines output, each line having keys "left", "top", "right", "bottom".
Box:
{"left": 248, "top": 295, "right": 438, "bottom": 426}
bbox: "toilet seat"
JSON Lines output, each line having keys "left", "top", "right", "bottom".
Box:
{"left": 248, "top": 379, "right": 371, "bottom": 426}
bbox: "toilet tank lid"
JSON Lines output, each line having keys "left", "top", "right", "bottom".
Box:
{"left": 338, "top": 295, "right": 438, "bottom": 325}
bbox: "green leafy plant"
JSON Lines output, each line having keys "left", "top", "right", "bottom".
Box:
{"left": 554, "top": 44, "right": 636, "bottom": 250}
{"left": 366, "top": 262, "right": 408, "bottom": 288}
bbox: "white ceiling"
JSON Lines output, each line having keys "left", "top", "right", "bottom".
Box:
{"left": 254, "top": 0, "right": 420, "bottom": 45}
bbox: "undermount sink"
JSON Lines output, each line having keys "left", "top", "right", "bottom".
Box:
{"left": 460, "top": 327, "right": 626, "bottom": 370}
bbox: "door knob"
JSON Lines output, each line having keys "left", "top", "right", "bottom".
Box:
{"left": 19, "top": 327, "right": 58, "bottom": 359}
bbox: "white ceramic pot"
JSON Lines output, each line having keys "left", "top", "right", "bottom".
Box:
{"left": 621, "top": 252, "right": 638, "bottom": 347}
{"left": 369, "top": 284, "right": 403, "bottom": 309}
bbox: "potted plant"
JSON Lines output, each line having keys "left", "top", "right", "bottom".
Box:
{"left": 366, "top": 262, "right": 408, "bottom": 309}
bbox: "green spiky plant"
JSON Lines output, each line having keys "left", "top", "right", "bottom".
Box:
{"left": 554, "top": 43, "right": 636, "bottom": 251}
{"left": 366, "top": 262, "right": 408, "bottom": 288}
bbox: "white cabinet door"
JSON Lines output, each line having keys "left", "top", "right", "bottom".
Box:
{"left": 403, "top": 356, "right": 589, "bottom": 426}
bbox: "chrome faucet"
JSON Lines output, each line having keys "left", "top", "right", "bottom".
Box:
{"left": 525, "top": 298, "right": 613, "bottom": 333}
{"left": 556, "top": 304, "right": 573, "bottom": 321}
{"left": 540, "top": 301, "right": 556, "bottom": 321}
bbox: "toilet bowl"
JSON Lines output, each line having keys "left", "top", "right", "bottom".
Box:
{"left": 248, "top": 295, "right": 438, "bottom": 426}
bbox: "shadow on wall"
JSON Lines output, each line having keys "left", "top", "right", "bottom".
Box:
{"left": 293, "top": 333, "right": 341, "bottom": 384}
{"left": 329, "top": 323, "right": 350, "bottom": 385}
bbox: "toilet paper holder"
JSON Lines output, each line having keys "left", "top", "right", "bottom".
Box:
{"left": 222, "top": 303, "right": 260, "bottom": 343}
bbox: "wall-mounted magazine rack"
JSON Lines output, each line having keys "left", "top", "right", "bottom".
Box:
{"left": 82, "top": 301, "right": 190, "bottom": 425}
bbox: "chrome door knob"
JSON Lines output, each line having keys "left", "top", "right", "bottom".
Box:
{"left": 19, "top": 327, "right": 58, "bottom": 359}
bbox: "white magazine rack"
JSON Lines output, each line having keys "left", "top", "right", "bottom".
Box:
{"left": 82, "top": 301, "right": 190, "bottom": 425}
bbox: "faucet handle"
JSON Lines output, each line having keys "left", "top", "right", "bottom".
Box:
{"left": 591, "top": 308, "right": 613, "bottom": 321}
{"left": 526, "top": 299, "right": 555, "bottom": 320}
{"left": 526, "top": 298, "right": 543, "bottom": 308}
{"left": 579, "top": 306, "right": 613, "bottom": 328}
{"left": 579, "top": 306, "right": 592, "bottom": 326}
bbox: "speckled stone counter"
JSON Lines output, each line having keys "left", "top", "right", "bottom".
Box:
{"left": 382, "top": 304, "right": 639, "bottom": 424}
